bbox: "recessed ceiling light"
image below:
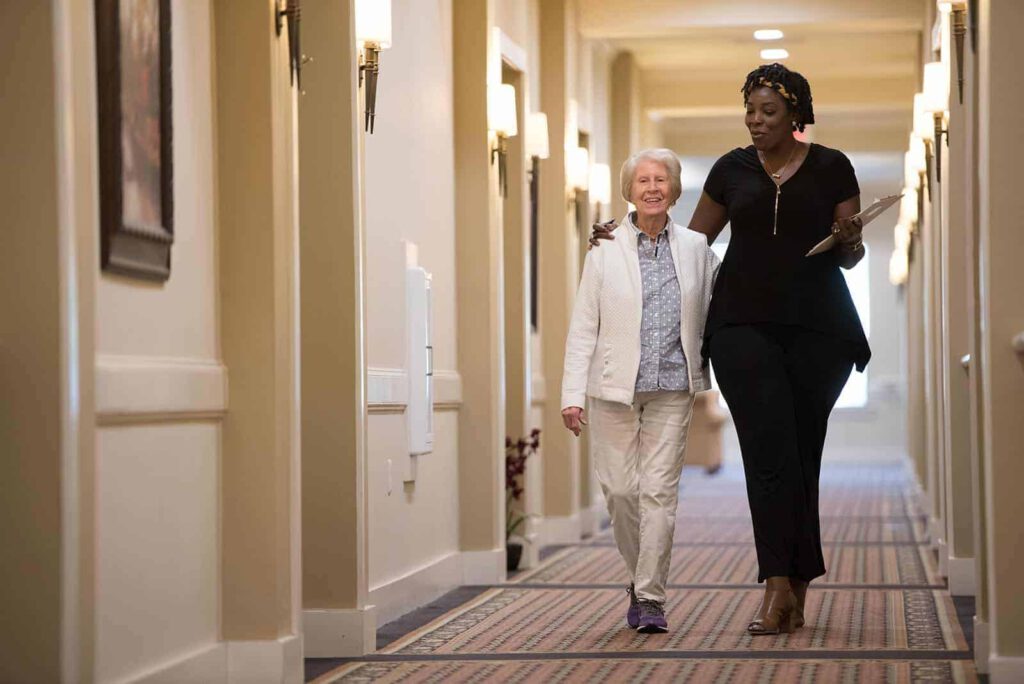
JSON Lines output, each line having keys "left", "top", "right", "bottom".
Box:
{"left": 760, "top": 48, "right": 789, "bottom": 60}
{"left": 754, "top": 29, "right": 784, "bottom": 41}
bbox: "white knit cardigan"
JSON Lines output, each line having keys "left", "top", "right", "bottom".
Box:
{"left": 561, "top": 218, "right": 721, "bottom": 410}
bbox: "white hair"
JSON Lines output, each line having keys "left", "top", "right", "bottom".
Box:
{"left": 619, "top": 148, "right": 683, "bottom": 205}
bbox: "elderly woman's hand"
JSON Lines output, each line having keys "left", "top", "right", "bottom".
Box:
{"left": 561, "top": 406, "right": 587, "bottom": 436}
{"left": 832, "top": 214, "right": 864, "bottom": 252}
{"left": 589, "top": 220, "right": 618, "bottom": 249}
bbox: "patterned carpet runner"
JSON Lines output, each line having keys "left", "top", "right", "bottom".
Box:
{"left": 310, "top": 462, "right": 976, "bottom": 683}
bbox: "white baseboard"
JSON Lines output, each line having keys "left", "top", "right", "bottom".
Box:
{"left": 518, "top": 531, "right": 542, "bottom": 570}
{"left": 542, "top": 513, "right": 582, "bottom": 546}
{"left": 369, "top": 551, "right": 463, "bottom": 627}
{"left": 936, "top": 540, "right": 949, "bottom": 578}
{"left": 975, "top": 617, "right": 990, "bottom": 674}
{"left": 120, "top": 636, "right": 302, "bottom": 684}
{"left": 946, "top": 555, "right": 976, "bottom": 596}
{"left": 462, "top": 547, "right": 506, "bottom": 585}
{"left": 912, "top": 483, "right": 929, "bottom": 517}
{"left": 989, "top": 654, "right": 1024, "bottom": 683}
{"left": 578, "top": 502, "right": 607, "bottom": 539}
{"left": 121, "top": 642, "right": 225, "bottom": 684}
{"left": 227, "top": 636, "right": 303, "bottom": 684}
{"left": 303, "top": 607, "right": 377, "bottom": 658}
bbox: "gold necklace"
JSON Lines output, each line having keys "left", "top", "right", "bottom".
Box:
{"left": 758, "top": 143, "right": 799, "bottom": 236}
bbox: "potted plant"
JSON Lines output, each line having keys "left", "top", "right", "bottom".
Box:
{"left": 505, "top": 428, "right": 540, "bottom": 572}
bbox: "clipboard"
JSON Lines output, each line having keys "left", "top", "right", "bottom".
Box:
{"left": 805, "top": 193, "right": 903, "bottom": 257}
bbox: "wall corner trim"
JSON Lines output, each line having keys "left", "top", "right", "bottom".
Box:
{"left": 974, "top": 617, "right": 990, "bottom": 675}
{"left": 542, "top": 513, "right": 582, "bottom": 546}
{"left": 114, "top": 635, "right": 302, "bottom": 683}
{"left": 462, "top": 548, "right": 506, "bottom": 586}
{"left": 531, "top": 374, "right": 547, "bottom": 404}
{"left": 988, "top": 654, "right": 1024, "bottom": 684}
{"left": 946, "top": 556, "right": 977, "bottom": 597}
{"left": 303, "top": 608, "right": 377, "bottom": 658}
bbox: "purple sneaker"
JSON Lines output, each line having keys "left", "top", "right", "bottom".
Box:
{"left": 625, "top": 584, "right": 641, "bottom": 628}
{"left": 637, "top": 600, "right": 668, "bottom": 633}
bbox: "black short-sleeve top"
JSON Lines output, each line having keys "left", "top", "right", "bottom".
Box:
{"left": 702, "top": 143, "right": 871, "bottom": 371}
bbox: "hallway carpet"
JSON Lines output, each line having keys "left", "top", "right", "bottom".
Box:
{"left": 310, "top": 463, "right": 977, "bottom": 683}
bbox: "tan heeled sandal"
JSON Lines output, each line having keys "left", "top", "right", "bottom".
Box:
{"left": 747, "top": 576, "right": 797, "bottom": 635}
{"left": 789, "top": 578, "right": 809, "bottom": 629}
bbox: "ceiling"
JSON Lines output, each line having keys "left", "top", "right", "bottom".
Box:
{"left": 577, "top": 0, "right": 928, "bottom": 153}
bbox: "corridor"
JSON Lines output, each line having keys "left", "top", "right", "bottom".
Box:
{"left": 309, "top": 461, "right": 974, "bottom": 682}
{"left": 6, "top": 0, "right": 1024, "bottom": 682}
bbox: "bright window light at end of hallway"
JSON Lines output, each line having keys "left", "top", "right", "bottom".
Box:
{"left": 760, "top": 48, "right": 789, "bottom": 61}
{"left": 753, "top": 29, "right": 784, "bottom": 41}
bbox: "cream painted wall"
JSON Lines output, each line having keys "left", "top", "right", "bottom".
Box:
{"left": 363, "top": 0, "right": 461, "bottom": 588}
{"left": 95, "top": 424, "right": 219, "bottom": 682}
{"left": 95, "top": 11, "right": 218, "bottom": 359}
{"left": 92, "top": 2, "right": 221, "bottom": 680}
{"left": 495, "top": 0, "right": 542, "bottom": 107}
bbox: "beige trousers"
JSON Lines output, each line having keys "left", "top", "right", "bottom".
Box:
{"left": 589, "top": 390, "right": 694, "bottom": 603}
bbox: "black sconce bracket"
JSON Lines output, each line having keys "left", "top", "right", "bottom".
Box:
{"left": 952, "top": 8, "right": 967, "bottom": 104}
{"left": 491, "top": 135, "right": 509, "bottom": 198}
{"left": 359, "top": 46, "right": 382, "bottom": 133}
{"left": 275, "top": 0, "right": 305, "bottom": 91}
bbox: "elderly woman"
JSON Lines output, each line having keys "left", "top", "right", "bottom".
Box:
{"left": 591, "top": 64, "right": 871, "bottom": 636}
{"left": 561, "top": 148, "right": 720, "bottom": 633}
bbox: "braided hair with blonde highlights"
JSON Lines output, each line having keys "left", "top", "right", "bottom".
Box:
{"left": 742, "top": 63, "right": 815, "bottom": 132}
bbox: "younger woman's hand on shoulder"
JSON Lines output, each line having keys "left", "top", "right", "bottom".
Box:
{"left": 589, "top": 220, "right": 618, "bottom": 249}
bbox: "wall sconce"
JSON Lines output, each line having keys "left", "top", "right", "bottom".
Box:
{"left": 488, "top": 84, "right": 518, "bottom": 198}
{"left": 275, "top": 1, "right": 303, "bottom": 89}
{"left": 904, "top": 150, "right": 921, "bottom": 194}
{"left": 912, "top": 93, "right": 934, "bottom": 183}
{"left": 589, "top": 163, "right": 611, "bottom": 223}
{"left": 899, "top": 187, "right": 920, "bottom": 227}
{"left": 525, "top": 112, "right": 549, "bottom": 201}
{"left": 567, "top": 147, "right": 590, "bottom": 195}
{"left": 525, "top": 112, "right": 550, "bottom": 163}
{"left": 908, "top": 132, "right": 929, "bottom": 205}
{"left": 567, "top": 146, "right": 590, "bottom": 225}
{"left": 889, "top": 241, "right": 910, "bottom": 286}
{"left": 939, "top": 1, "right": 968, "bottom": 103}
{"left": 356, "top": 0, "right": 392, "bottom": 133}
{"left": 922, "top": 61, "right": 949, "bottom": 182}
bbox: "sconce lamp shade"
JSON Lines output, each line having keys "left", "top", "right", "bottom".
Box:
{"left": 899, "top": 188, "right": 919, "bottom": 225}
{"left": 908, "top": 134, "right": 928, "bottom": 175}
{"left": 589, "top": 163, "right": 612, "bottom": 205}
{"left": 488, "top": 84, "right": 518, "bottom": 137}
{"left": 526, "top": 112, "right": 550, "bottom": 159}
{"left": 568, "top": 147, "right": 590, "bottom": 191}
{"left": 922, "top": 61, "right": 948, "bottom": 114}
{"left": 894, "top": 220, "right": 912, "bottom": 251}
{"left": 904, "top": 151, "right": 921, "bottom": 190}
{"left": 356, "top": 0, "right": 392, "bottom": 48}
{"left": 889, "top": 247, "right": 909, "bottom": 286}
{"left": 913, "top": 94, "right": 934, "bottom": 142}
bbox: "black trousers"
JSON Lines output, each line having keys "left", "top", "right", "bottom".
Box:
{"left": 708, "top": 324, "right": 854, "bottom": 582}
